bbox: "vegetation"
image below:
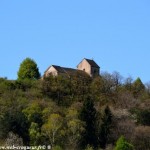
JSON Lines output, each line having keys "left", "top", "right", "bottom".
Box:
{"left": 17, "top": 58, "right": 40, "bottom": 80}
{"left": 0, "top": 58, "right": 150, "bottom": 149}
{"left": 79, "top": 97, "right": 97, "bottom": 149}
{"left": 114, "top": 136, "right": 134, "bottom": 150}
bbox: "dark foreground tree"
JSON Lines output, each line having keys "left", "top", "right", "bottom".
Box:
{"left": 98, "top": 106, "right": 112, "bottom": 149}
{"left": 79, "top": 96, "right": 98, "bottom": 149}
{"left": 18, "top": 58, "right": 40, "bottom": 80}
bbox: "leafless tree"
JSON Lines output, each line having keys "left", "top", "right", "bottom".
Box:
{"left": 132, "top": 126, "right": 150, "bottom": 150}
{"left": 5, "top": 132, "right": 23, "bottom": 147}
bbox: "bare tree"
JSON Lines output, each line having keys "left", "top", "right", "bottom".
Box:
{"left": 5, "top": 132, "right": 23, "bottom": 147}
{"left": 112, "top": 71, "right": 123, "bottom": 87}
{"left": 132, "top": 126, "right": 150, "bottom": 150}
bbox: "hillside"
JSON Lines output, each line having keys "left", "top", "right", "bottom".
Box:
{"left": 0, "top": 59, "right": 150, "bottom": 150}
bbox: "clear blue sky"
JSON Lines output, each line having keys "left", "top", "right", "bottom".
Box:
{"left": 0, "top": 0, "right": 150, "bottom": 83}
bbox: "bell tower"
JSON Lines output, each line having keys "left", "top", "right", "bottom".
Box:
{"left": 77, "top": 58, "right": 100, "bottom": 77}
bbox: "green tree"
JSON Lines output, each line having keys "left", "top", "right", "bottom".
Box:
{"left": 67, "top": 119, "right": 85, "bottom": 149}
{"left": 90, "top": 76, "right": 105, "bottom": 101}
{"left": 66, "top": 108, "right": 85, "bottom": 149}
{"left": 98, "top": 106, "right": 112, "bottom": 149}
{"left": 29, "top": 122, "right": 41, "bottom": 146}
{"left": 42, "top": 113, "right": 63, "bottom": 148}
{"left": 79, "top": 97, "right": 98, "bottom": 149}
{"left": 0, "top": 92, "right": 29, "bottom": 144}
{"left": 18, "top": 58, "right": 40, "bottom": 80}
{"left": 132, "top": 77, "right": 145, "bottom": 98}
{"left": 1, "top": 109, "right": 29, "bottom": 144}
{"left": 114, "top": 136, "right": 134, "bottom": 150}
{"left": 22, "top": 102, "right": 43, "bottom": 127}
{"left": 71, "top": 71, "right": 91, "bottom": 101}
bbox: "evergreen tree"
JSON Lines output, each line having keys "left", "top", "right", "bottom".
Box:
{"left": 132, "top": 77, "right": 145, "bottom": 98}
{"left": 114, "top": 136, "right": 134, "bottom": 150}
{"left": 18, "top": 58, "right": 40, "bottom": 80}
{"left": 98, "top": 106, "right": 112, "bottom": 149}
{"left": 79, "top": 96, "right": 98, "bottom": 149}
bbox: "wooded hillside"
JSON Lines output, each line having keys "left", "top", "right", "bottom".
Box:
{"left": 0, "top": 58, "right": 149, "bottom": 150}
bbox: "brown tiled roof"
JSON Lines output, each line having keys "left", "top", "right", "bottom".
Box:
{"left": 85, "top": 58, "right": 100, "bottom": 68}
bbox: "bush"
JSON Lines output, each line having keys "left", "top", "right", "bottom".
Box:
{"left": 131, "top": 108, "right": 150, "bottom": 125}
{"left": 114, "top": 136, "right": 134, "bottom": 150}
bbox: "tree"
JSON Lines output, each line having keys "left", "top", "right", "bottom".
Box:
{"left": 2, "top": 110, "right": 29, "bottom": 144}
{"left": 132, "top": 77, "right": 145, "bottom": 98}
{"left": 112, "top": 71, "right": 123, "bottom": 87}
{"left": 98, "top": 106, "right": 112, "bottom": 149}
{"left": 67, "top": 119, "right": 85, "bottom": 149}
{"left": 90, "top": 76, "right": 105, "bottom": 101}
{"left": 29, "top": 122, "right": 41, "bottom": 146}
{"left": 131, "top": 108, "right": 150, "bottom": 126}
{"left": 79, "top": 96, "right": 98, "bottom": 149}
{"left": 42, "top": 113, "right": 63, "bottom": 148}
{"left": 114, "top": 136, "right": 134, "bottom": 150}
{"left": 66, "top": 108, "right": 85, "bottom": 149}
{"left": 132, "top": 126, "right": 150, "bottom": 150}
{"left": 5, "top": 132, "right": 23, "bottom": 147}
{"left": 0, "top": 92, "right": 29, "bottom": 144}
{"left": 101, "top": 72, "right": 115, "bottom": 93}
{"left": 18, "top": 58, "right": 40, "bottom": 80}
{"left": 22, "top": 102, "right": 43, "bottom": 127}
{"left": 124, "top": 76, "right": 133, "bottom": 91}
{"left": 145, "top": 81, "right": 150, "bottom": 95}
{"left": 70, "top": 71, "right": 91, "bottom": 102}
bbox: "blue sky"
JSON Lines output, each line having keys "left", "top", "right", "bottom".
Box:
{"left": 0, "top": 0, "right": 150, "bottom": 83}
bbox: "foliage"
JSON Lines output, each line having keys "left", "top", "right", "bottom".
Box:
{"left": 52, "top": 145, "right": 63, "bottom": 150}
{"left": 114, "top": 136, "right": 134, "bottom": 150}
{"left": 84, "top": 145, "right": 94, "bottom": 150}
{"left": 130, "top": 108, "right": 150, "bottom": 125}
{"left": 0, "top": 59, "right": 150, "bottom": 149}
{"left": 132, "top": 77, "right": 145, "bottom": 98}
{"left": 17, "top": 58, "right": 40, "bottom": 80}
{"left": 67, "top": 118, "right": 84, "bottom": 149}
{"left": 79, "top": 96, "right": 98, "bottom": 149}
{"left": 98, "top": 106, "right": 112, "bottom": 149}
{"left": 42, "top": 113, "right": 63, "bottom": 147}
{"left": 23, "top": 102, "right": 43, "bottom": 127}
{"left": 29, "top": 122, "right": 41, "bottom": 146}
{"left": 0, "top": 91, "right": 29, "bottom": 144}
